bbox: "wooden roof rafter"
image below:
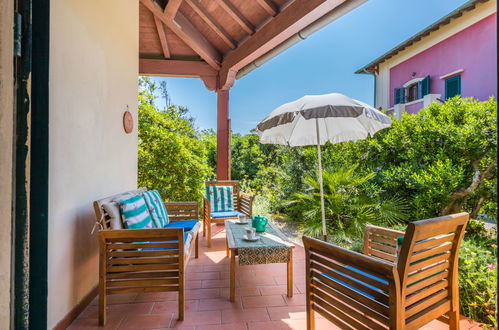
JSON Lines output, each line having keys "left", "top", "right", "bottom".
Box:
{"left": 140, "top": 0, "right": 222, "bottom": 70}
{"left": 256, "top": 0, "right": 278, "bottom": 16}
{"left": 215, "top": 0, "right": 255, "bottom": 34}
{"left": 185, "top": 0, "right": 237, "bottom": 49}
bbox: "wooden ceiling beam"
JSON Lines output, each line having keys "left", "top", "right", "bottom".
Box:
{"left": 165, "top": 0, "right": 183, "bottom": 19}
{"left": 139, "top": 58, "right": 218, "bottom": 90}
{"left": 140, "top": 0, "right": 221, "bottom": 70}
{"left": 139, "top": 58, "right": 217, "bottom": 76}
{"left": 215, "top": 0, "right": 254, "bottom": 35}
{"left": 154, "top": 17, "right": 171, "bottom": 58}
{"left": 185, "top": 0, "right": 237, "bottom": 49}
{"left": 219, "top": 0, "right": 347, "bottom": 89}
{"left": 256, "top": 0, "right": 278, "bottom": 16}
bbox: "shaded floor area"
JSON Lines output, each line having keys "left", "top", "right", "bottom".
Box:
{"left": 69, "top": 224, "right": 482, "bottom": 329}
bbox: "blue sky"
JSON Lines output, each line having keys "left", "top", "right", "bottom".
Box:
{"left": 150, "top": 0, "right": 468, "bottom": 133}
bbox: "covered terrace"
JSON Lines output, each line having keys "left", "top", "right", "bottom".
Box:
{"left": 0, "top": 0, "right": 484, "bottom": 329}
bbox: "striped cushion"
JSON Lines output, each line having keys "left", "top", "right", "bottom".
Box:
{"left": 206, "top": 185, "right": 234, "bottom": 212}
{"left": 143, "top": 190, "right": 169, "bottom": 228}
{"left": 117, "top": 194, "right": 153, "bottom": 229}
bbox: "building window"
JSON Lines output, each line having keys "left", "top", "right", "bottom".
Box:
{"left": 445, "top": 75, "right": 461, "bottom": 99}
{"left": 407, "top": 83, "right": 419, "bottom": 102}
{"left": 394, "top": 75, "right": 430, "bottom": 105}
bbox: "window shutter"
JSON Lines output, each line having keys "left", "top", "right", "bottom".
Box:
{"left": 421, "top": 75, "right": 430, "bottom": 96}
{"left": 394, "top": 88, "right": 405, "bottom": 105}
{"left": 445, "top": 75, "right": 461, "bottom": 99}
{"left": 417, "top": 81, "right": 423, "bottom": 99}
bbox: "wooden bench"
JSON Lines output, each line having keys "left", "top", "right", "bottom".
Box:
{"left": 94, "top": 188, "right": 199, "bottom": 325}
{"left": 303, "top": 213, "right": 469, "bottom": 330}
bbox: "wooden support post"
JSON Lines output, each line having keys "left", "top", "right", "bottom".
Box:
{"left": 217, "top": 90, "right": 231, "bottom": 180}
{"left": 230, "top": 248, "right": 236, "bottom": 302}
{"left": 287, "top": 248, "right": 293, "bottom": 297}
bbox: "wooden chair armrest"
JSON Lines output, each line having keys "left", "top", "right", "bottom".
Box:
{"left": 165, "top": 202, "right": 199, "bottom": 222}
{"left": 202, "top": 195, "right": 211, "bottom": 221}
{"left": 238, "top": 193, "right": 254, "bottom": 217}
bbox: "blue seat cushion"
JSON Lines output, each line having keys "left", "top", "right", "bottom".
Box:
{"left": 164, "top": 219, "right": 198, "bottom": 232}
{"left": 210, "top": 211, "right": 243, "bottom": 218}
{"left": 323, "top": 265, "right": 388, "bottom": 300}
{"left": 142, "top": 232, "right": 192, "bottom": 254}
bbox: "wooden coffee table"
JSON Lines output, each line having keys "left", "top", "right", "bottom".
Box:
{"left": 225, "top": 219, "right": 295, "bottom": 302}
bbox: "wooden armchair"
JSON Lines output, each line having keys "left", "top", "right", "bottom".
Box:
{"left": 303, "top": 213, "right": 469, "bottom": 330}
{"left": 94, "top": 188, "right": 200, "bottom": 325}
{"left": 203, "top": 180, "right": 254, "bottom": 247}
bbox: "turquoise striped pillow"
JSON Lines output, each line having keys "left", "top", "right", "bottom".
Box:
{"left": 118, "top": 194, "right": 153, "bottom": 229}
{"left": 206, "top": 186, "right": 234, "bottom": 212}
{"left": 143, "top": 190, "right": 169, "bottom": 228}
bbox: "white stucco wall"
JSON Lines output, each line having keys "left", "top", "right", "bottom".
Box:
{"left": 0, "top": 0, "right": 14, "bottom": 328}
{"left": 48, "top": 0, "right": 138, "bottom": 327}
{"left": 375, "top": 0, "right": 496, "bottom": 109}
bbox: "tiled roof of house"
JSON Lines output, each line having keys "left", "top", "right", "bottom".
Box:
{"left": 355, "top": 0, "right": 491, "bottom": 74}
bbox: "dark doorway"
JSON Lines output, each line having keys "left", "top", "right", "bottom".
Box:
{"left": 13, "top": 0, "right": 49, "bottom": 328}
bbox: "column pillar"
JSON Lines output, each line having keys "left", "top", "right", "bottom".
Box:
{"left": 217, "top": 89, "right": 230, "bottom": 180}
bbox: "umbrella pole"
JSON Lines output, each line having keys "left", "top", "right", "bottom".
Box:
{"left": 315, "top": 119, "right": 327, "bottom": 241}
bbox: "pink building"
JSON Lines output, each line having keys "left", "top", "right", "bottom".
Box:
{"left": 356, "top": 0, "right": 497, "bottom": 118}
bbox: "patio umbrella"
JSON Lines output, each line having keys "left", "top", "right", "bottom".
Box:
{"left": 256, "top": 93, "right": 391, "bottom": 240}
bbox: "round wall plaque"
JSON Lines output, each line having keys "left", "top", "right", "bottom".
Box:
{"left": 123, "top": 111, "right": 133, "bottom": 134}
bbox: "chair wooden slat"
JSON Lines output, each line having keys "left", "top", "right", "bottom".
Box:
{"left": 107, "top": 256, "right": 179, "bottom": 265}
{"left": 408, "top": 261, "right": 449, "bottom": 283}
{"left": 106, "top": 242, "right": 178, "bottom": 250}
{"left": 369, "top": 249, "right": 396, "bottom": 263}
{"left": 108, "top": 250, "right": 179, "bottom": 257}
{"left": 106, "top": 285, "right": 179, "bottom": 295}
{"left": 311, "top": 278, "right": 389, "bottom": 323}
{"left": 408, "top": 251, "right": 450, "bottom": 273}
{"left": 311, "top": 276, "right": 390, "bottom": 317}
{"left": 411, "top": 242, "right": 452, "bottom": 262}
{"left": 405, "top": 290, "right": 448, "bottom": 318}
{"left": 313, "top": 297, "right": 373, "bottom": 330}
{"left": 413, "top": 234, "right": 455, "bottom": 252}
{"left": 311, "top": 253, "right": 389, "bottom": 291}
{"left": 312, "top": 286, "right": 388, "bottom": 329}
{"left": 106, "top": 271, "right": 179, "bottom": 280}
{"left": 406, "top": 270, "right": 448, "bottom": 295}
{"left": 368, "top": 235, "right": 398, "bottom": 247}
{"left": 311, "top": 263, "right": 389, "bottom": 303}
{"left": 405, "top": 280, "right": 448, "bottom": 306}
{"left": 369, "top": 241, "right": 397, "bottom": 254}
{"left": 406, "top": 299, "right": 451, "bottom": 329}
{"left": 106, "top": 278, "right": 179, "bottom": 287}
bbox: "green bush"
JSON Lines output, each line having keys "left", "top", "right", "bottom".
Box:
{"left": 458, "top": 225, "right": 497, "bottom": 328}
{"left": 137, "top": 78, "right": 210, "bottom": 202}
{"left": 290, "top": 165, "right": 410, "bottom": 238}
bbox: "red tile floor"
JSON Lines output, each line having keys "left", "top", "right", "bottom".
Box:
{"left": 70, "top": 224, "right": 482, "bottom": 329}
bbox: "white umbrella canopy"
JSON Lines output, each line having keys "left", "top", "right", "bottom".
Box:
{"left": 256, "top": 93, "right": 392, "bottom": 240}
{"left": 257, "top": 93, "right": 391, "bottom": 146}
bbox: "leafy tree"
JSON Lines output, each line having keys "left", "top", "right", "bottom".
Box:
{"left": 138, "top": 77, "right": 210, "bottom": 202}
